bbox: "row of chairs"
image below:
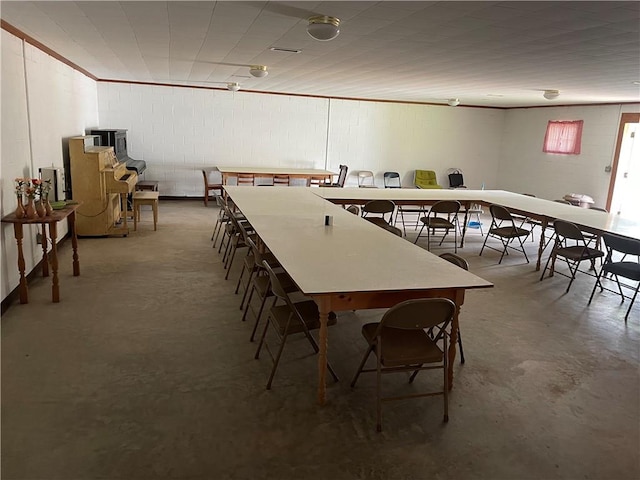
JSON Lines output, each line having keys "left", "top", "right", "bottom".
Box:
{"left": 359, "top": 198, "right": 638, "bottom": 321}
{"left": 215, "top": 196, "right": 479, "bottom": 431}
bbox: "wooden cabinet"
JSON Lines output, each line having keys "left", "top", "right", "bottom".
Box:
{"left": 69, "top": 136, "right": 128, "bottom": 236}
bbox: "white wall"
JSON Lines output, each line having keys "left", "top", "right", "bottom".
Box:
{"left": 499, "top": 104, "right": 640, "bottom": 206}
{"left": 97, "top": 82, "right": 505, "bottom": 192}
{"left": 1, "top": 31, "right": 98, "bottom": 301}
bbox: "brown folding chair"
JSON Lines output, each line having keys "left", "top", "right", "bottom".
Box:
{"left": 350, "top": 298, "right": 456, "bottom": 432}
{"left": 539, "top": 219, "right": 604, "bottom": 292}
{"left": 480, "top": 204, "right": 530, "bottom": 264}
{"left": 588, "top": 233, "right": 640, "bottom": 321}
{"left": 362, "top": 200, "right": 395, "bottom": 228}
{"left": 414, "top": 200, "right": 461, "bottom": 253}
{"left": 255, "top": 260, "right": 339, "bottom": 389}
{"left": 438, "top": 253, "right": 468, "bottom": 364}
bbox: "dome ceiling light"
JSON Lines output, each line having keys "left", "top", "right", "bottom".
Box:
{"left": 249, "top": 65, "right": 268, "bottom": 77}
{"left": 227, "top": 82, "right": 241, "bottom": 92}
{"left": 543, "top": 89, "right": 560, "bottom": 100}
{"left": 307, "top": 16, "right": 340, "bottom": 41}
{"left": 447, "top": 98, "right": 460, "bottom": 107}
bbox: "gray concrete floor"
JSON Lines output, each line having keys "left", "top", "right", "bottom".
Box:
{"left": 2, "top": 200, "right": 638, "bottom": 480}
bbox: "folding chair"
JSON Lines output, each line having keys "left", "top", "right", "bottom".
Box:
{"left": 414, "top": 200, "right": 461, "bottom": 253}
{"left": 362, "top": 200, "right": 395, "bottom": 228}
{"left": 255, "top": 260, "right": 339, "bottom": 389}
{"left": 480, "top": 204, "right": 530, "bottom": 264}
{"left": 539, "top": 219, "right": 604, "bottom": 293}
{"left": 350, "top": 298, "right": 456, "bottom": 431}
{"left": 588, "top": 233, "right": 640, "bottom": 321}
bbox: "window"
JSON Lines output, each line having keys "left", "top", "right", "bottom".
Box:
{"left": 543, "top": 120, "right": 584, "bottom": 155}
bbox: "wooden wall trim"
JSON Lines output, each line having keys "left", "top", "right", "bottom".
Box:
{"left": 1, "top": 20, "right": 97, "bottom": 81}
{"left": 2, "top": 20, "right": 639, "bottom": 111}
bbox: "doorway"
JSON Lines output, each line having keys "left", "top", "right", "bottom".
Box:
{"left": 607, "top": 113, "right": 640, "bottom": 216}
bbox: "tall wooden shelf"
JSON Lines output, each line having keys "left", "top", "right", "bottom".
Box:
{"left": 69, "top": 136, "right": 128, "bottom": 236}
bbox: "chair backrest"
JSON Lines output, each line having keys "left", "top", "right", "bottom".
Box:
{"left": 273, "top": 175, "right": 289, "bottom": 186}
{"left": 414, "top": 170, "right": 442, "bottom": 189}
{"left": 383, "top": 171, "right": 401, "bottom": 188}
{"left": 439, "top": 252, "right": 469, "bottom": 271}
{"left": 377, "top": 298, "right": 455, "bottom": 335}
{"left": 489, "top": 204, "right": 515, "bottom": 222}
{"left": 261, "top": 259, "right": 295, "bottom": 306}
{"left": 602, "top": 233, "right": 640, "bottom": 257}
{"left": 335, "top": 165, "right": 348, "bottom": 187}
{"left": 203, "top": 168, "right": 222, "bottom": 187}
{"left": 358, "top": 170, "right": 375, "bottom": 187}
{"left": 237, "top": 173, "right": 255, "bottom": 186}
{"left": 363, "top": 199, "right": 395, "bottom": 216}
{"left": 430, "top": 200, "right": 461, "bottom": 215}
{"left": 553, "top": 219, "right": 586, "bottom": 242}
{"left": 346, "top": 205, "right": 360, "bottom": 215}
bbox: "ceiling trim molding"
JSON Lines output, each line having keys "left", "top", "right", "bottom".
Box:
{"left": 1, "top": 20, "right": 97, "bottom": 81}
{"left": 3, "top": 21, "right": 638, "bottom": 111}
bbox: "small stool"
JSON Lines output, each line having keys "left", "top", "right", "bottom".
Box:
{"left": 136, "top": 181, "right": 159, "bottom": 192}
{"left": 133, "top": 191, "right": 159, "bottom": 231}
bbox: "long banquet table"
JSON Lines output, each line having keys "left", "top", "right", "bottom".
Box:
{"left": 223, "top": 186, "right": 494, "bottom": 405}
{"left": 217, "top": 166, "right": 335, "bottom": 186}
{"left": 316, "top": 188, "right": 640, "bottom": 270}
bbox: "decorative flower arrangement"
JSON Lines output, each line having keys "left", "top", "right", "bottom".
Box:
{"left": 14, "top": 177, "right": 50, "bottom": 200}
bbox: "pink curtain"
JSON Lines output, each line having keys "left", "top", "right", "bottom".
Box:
{"left": 543, "top": 120, "right": 584, "bottom": 154}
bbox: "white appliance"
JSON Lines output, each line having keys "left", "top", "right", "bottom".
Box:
{"left": 39, "top": 167, "right": 66, "bottom": 201}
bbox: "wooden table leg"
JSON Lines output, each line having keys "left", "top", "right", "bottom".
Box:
{"left": 536, "top": 219, "right": 548, "bottom": 271}
{"left": 69, "top": 211, "right": 80, "bottom": 276}
{"left": 448, "top": 290, "right": 465, "bottom": 389}
{"left": 316, "top": 296, "right": 331, "bottom": 405}
{"left": 49, "top": 221, "right": 60, "bottom": 302}
{"left": 40, "top": 222, "right": 49, "bottom": 277}
{"left": 13, "top": 223, "right": 28, "bottom": 304}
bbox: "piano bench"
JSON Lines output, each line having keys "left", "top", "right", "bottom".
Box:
{"left": 133, "top": 191, "right": 159, "bottom": 231}
{"left": 136, "top": 181, "right": 159, "bottom": 192}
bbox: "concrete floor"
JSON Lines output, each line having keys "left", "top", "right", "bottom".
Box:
{"left": 2, "top": 200, "right": 638, "bottom": 480}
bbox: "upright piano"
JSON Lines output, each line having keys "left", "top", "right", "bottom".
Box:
{"left": 69, "top": 136, "right": 138, "bottom": 236}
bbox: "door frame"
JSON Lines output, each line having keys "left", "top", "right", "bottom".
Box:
{"left": 606, "top": 113, "right": 640, "bottom": 210}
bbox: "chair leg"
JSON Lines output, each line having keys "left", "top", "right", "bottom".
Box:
{"left": 458, "top": 330, "right": 465, "bottom": 364}
{"left": 266, "top": 328, "right": 290, "bottom": 390}
{"left": 414, "top": 224, "right": 426, "bottom": 245}
{"left": 249, "top": 289, "right": 272, "bottom": 342}
{"left": 443, "top": 336, "right": 449, "bottom": 423}
{"left": 587, "top": 267, "right": 606, "bottom": 304}
{"left": 242, "top": 283, "right": 258, "bottom": 323}
{"left": 350, "top": 345, "right": 374, "bottom": 387}
{"left": 376, "top": 342, "right": 383, "bottom": 433}
{"left": 239, "top": 269, "right": 257, "bottom": 312}
{"left": 254, "top": 311, "right": 272, "bottom": 359}
{"left": 624, "top": 284, "right": 639, "bottom": 322}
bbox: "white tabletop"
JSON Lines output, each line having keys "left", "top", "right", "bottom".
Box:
{"left": 224, "top": 186, "right": 493, "bottom": 296}
{"left": 217, "top": 166, "right": 335, "bottom": 176}
{"left": 316, "top": 188, "right": 640, "bottom": 241}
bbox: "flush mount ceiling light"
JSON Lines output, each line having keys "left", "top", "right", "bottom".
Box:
{"left": 543, "top": 89, "right": 560, "bottom": 100}
{"left": 249, "top": 65, "right": 268, "bottom": 78}
{"left": 307, "top": 15, "right": 340, "bottom": 41}
{"left": 447, "top": 98, "right": 460, "bottom": 107}
{"left": 227, "top": 82, "right": 240, "bottom": 92}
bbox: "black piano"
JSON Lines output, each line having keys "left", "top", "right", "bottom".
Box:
{"left": 89, "top": 129, "right": 146, "bottom": 175}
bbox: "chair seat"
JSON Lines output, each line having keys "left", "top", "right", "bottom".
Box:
{"left": 603, "top": 262, "right": 640, "bottom": 281}
{"left": 362, "top": 323, "right": 443, "bottom": 367}
{"left": 253, "top": 271, "right": 298, "bottom": 298}
{"left": 489, "top": 226, "right": 529, "bottom": 238}
{"left": 421, "top": 217, "right": 455, "bottom": 229}
{"left": 555, "top": 245, "right": 604, "bottom": 261}
{"left": 270, "top": 301, "right": 337, "bottom": 335}
{"left": 365, "top": 217, "right": 390, "bottom": 228}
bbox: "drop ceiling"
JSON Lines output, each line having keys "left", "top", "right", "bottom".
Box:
{"left": 2, "top": 1, "right": 639, "bottom": 108}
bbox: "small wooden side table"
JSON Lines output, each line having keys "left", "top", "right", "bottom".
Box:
{"left": 1, "top": 204, "right": 81, "bottom": 304}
